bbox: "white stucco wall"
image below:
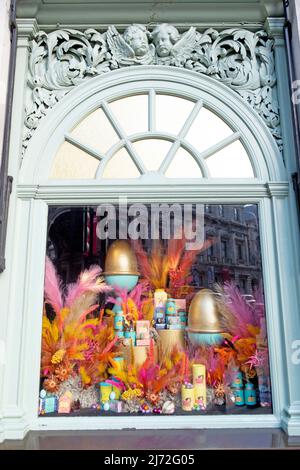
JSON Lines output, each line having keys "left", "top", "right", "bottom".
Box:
{"left": 0, "top": 0, "right": 11, "bottom": 164}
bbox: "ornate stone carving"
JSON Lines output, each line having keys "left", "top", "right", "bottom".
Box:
{"left": 23, "top": 24, "right": 282, "bottom": 154}
{"left": 107, "top": 24, "right": 155, "bottom": 66}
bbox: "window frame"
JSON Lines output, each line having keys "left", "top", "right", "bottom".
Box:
{"left": 4, "top": 66, "right": 295, "bottom": 434}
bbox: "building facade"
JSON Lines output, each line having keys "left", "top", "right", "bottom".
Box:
{"left": 1, "top": 0, "right": 300, "bottom": 441}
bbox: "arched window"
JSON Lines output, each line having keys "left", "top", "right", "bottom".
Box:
{"left": 49, "top": 90, "right": 253, "bottom": 181}
{"left": 21, "top": 67, "right": 278, "bottom": 184}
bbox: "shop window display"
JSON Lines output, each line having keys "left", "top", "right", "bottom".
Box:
{"left": 39, "top": 204, "right": 272, "bottom": 416}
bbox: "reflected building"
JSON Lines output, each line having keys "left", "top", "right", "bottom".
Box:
{"left": 191, "top": 204, "right": 261, "bottom": 294}
{"left": 47, "top": 204, "right": 262, "bottom": 295}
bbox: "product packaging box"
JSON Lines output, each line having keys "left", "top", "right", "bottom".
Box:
{"left": 136, "top": 320, "right": 150, "bottom": 339}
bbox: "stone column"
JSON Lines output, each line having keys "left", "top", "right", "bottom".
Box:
{"left": 0, "top": 18, "right": 38, "bottom": 443}
{"left": 265, "top": 17, "right": 300, "bottom": 436}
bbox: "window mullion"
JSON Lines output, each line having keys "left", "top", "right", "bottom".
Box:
{"left": 102, "top": 101, "right": 147, "bottom": 175}
{"left": 148, "top": 89, "right": 156, "bottom": 132}
{"left": 178, "top": 100, "right": 203, "bottom": 139}
{"left": 200, "top": 131, "right": 241, "bottom": 160}
{"left": 158, "top": 100, "right": 203, "bottom": 175}
{"left": 124, "top": 139, "right": 148, "bottom": 175}
{"left": 158, "top": 139, "right": 180, "bottom": 174}
{"left": 64, "top": 133, "right": 105, "bottom": 161}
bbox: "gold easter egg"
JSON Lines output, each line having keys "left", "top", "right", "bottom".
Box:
{"left": 104, "top": 240, "right": 140, "bottom": 276}
{"left": 187, "top": 289, "right": 223, "bottom": 334}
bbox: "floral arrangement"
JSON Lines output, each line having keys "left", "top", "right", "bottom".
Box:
{"left": 41, "top": 257, "right": 116, "bottom": 392}
{"left": 132, "top": 235, "right": 213, "bottom": 298}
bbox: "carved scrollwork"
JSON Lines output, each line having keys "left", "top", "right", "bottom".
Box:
{"left": 23, "top": 24, "right": 282, "bottom": 154}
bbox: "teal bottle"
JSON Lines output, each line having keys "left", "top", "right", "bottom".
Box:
{"left": 231, "top": 368, "right": 243, "bottom": 389}
{"left": 233, "top": 388, "right": 245, "bottom": 406}
{"left": 244, "top": 383, "right": 257, "bottom": 406}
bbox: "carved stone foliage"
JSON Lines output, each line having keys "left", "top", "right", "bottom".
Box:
{"left": 23, "top": 24, "right": 281, "bottom": 154}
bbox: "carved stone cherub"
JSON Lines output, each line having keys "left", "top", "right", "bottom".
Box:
{"left": 107, "top": 24, "right": 155, "bottom": 66}
{"left": 152, "top": 23, "right": 198, "bottom": 65}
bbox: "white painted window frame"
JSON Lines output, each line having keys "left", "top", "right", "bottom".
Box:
{"left": 1, "top": 65, "right": 300, "bottom": 440}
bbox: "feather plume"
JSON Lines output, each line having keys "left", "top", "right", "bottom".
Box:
{"left": 215, "top": 282, "right": 259, "bottom": 338}
{"left": 65, "top": 265, "right": 111, "bottom": 308}
{"left": 133, "top": 234, "right": 214, "bottom": 295}
{"left": 44, "top": 257, "right": 64, "bottom": 314}
{"left": 141, "top": 297, "right": 154, "bottom": 323}
{"left": 132, "top": 240, "right": 169, "bottom": 289}
{"left": 42, "top": 260, "right": 117, "bottom": 386}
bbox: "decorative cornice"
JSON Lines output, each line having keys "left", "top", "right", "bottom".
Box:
{"left": 17, "top": 182, "right": 285, "bottom": 201}
{"left": 16, "top": 18, "right": 39, "bottom": 48}
{"left": 22, "top": 23, "right": 282, "bottom": 155}
{"left": 266, "top": 182, "right": 290, "bottom": 197}
{"left": 29, "top": 23, "right": 267, "bottom": 33}
{"left": 16, "top": 0, "right": 284, "bottom": 26}
{"left": 264, "top": 17, "right": 285, "bottom": 39}
{"left": 16, "top": 18, "right": 39, "bottom": 38}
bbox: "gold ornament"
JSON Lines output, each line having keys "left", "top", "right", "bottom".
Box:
{"left": 187, "top": 289, "right": 223, "bottom": 334}
{"left": 104, "top": 240, "right": 139, "bottom": 275}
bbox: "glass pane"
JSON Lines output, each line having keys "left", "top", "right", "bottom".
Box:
{"left": 40, "top": 204, "right": 272, "bottom": 418}
{"left": 185, "top": 107, "right": 233, "bottom": 153}
{"left": 102, "top": 147, "right": 140, "bottom": 179}
{"left": 206, "top": 140, "right": 254, "bottom": 178}
{"left": 165, "top": 147, "right": 202, "bottom": 178}
{"left": 50, "top": 142, "right": 99, "bottom": 179}
{"left": 109, "top": 95, "right": 148, "bottom": 136}
{"left": 132, "top": 139, "right": 172, "bottom": 171}
{"left": 70, "top": 108, "right": 119, "bottom": 154}
{"left": 156, "top": 94, "right": 194, "bottom": 135}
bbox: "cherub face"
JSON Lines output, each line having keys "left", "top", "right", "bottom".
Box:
{"left": 126, "top": 29, "right": 149, "bottom": 57}
{"left": 154, "top": 30, "right": 173, "bottom": 57}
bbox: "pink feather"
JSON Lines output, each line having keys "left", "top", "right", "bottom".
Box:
{"left": 44, "top": 257, "right": 64, "bottom": 314}
{"left": 252, "top": 284, "right": 265, "bottom": 318}
{"left": 223, "top": 281, "right": 259, "bottom": 337}
{"left": 65, "top": 265, "right": 110, "bottom": 307}
{"left": 130, "top": 283, "right": 148, "bottom": 310}
{"left": 107, "top": 283, "right": 146, "bottom": 311}
{"left": 78, "top": 304, "right": 99, "bottom": 323}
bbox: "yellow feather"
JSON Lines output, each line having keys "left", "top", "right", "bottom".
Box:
{"left": 79, "top": 366, "right": 91, "bottom": 386}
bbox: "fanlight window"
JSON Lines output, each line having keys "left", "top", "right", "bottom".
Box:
{"left": 50, "top": 91, "right": 254, "bottom": 180}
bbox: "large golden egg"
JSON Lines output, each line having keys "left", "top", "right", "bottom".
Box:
{"left": 104, "top": 240, "right": 140, "bottom": 275}
{"left": 187, "top": 289, "right": 223, "bottom": 334}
